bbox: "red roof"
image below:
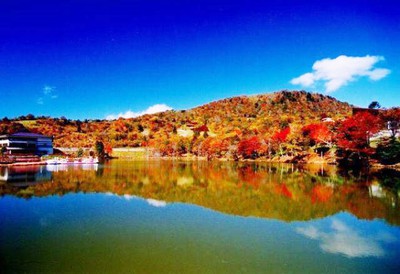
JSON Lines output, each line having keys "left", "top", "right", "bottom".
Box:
{"left": 193, "top": 125, "right": 209, "bottom": 132}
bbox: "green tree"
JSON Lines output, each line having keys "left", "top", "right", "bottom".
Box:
{"left": 368, "top": 101, "right": 381, "bottom": 109}
{"left": 376, "top": 139, "right": 400, "bottom": 165}
{"left": 95, "top": 141, "right": 105, "bottom": 158}
{"left": 1, "top": 146, "right": 6, "bottom": 156}
{"left": 77, "top": 148, "right": 84, "bottom": 158}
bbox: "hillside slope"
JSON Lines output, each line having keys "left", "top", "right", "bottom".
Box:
{"left": 1, "top": 90, "right": 353, "bottom": 159}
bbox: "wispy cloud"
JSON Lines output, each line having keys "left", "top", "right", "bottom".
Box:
{"left": 37, "top": 85, "right": 58, "bottom": 105}
{"left": 106, "top": 104, "right": 173, "bottom": 120}
{"left": 290, "top": 55, "right": 391, "bottom": 93}
{"left": 43, "top": 85, "right": 54, "bottom": 95}
{"left": 296, "top": 219, "right": 394, "bottom": 258}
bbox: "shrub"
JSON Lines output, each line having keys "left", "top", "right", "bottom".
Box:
{"left": 376, "top": 139, "right": 400, "bottom": 165}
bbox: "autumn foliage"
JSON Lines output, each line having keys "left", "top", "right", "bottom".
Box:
{"left": 3, "top": 91, "right": 398, "bottom": 164}
{"left": 337, "top": 112, "right": 382, "bottom": 153}
{"left": 302, "top": 123, "right": 332, "bottom": 146}
{"left": 238, "top": 136, "right": 262, "bottom": 159}
{"left": 272, "top": 127, "right": 290, "bottom": 143}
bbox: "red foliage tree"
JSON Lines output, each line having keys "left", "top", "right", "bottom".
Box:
{"left": 270, "top": 127, "right": 290, "bottom": 156}
{"left": 272, "top": 127, "right": 290, "bottom": 143}
{"left": 337, "top": 112, "right": 382, "bottom": 153}
{"left": 302, "top": 123, "right": 333, "bottom": 146}
{"left": 238, "top": 136, "right": 261, "bottom": 159}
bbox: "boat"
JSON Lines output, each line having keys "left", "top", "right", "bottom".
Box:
{"left": 45, "top": 158, "right": 60, "bottom": 165}
{"left": 74, "top": 157, "right": 99, "bottom": 164}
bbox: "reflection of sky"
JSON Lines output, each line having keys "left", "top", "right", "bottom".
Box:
{"left": 296, "top": 214, "right": 397, "bottom": 258}
{"left": 2, "top": 194, "right": 400, "bottom": 273}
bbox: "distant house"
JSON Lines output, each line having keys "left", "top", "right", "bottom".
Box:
{"left": 352, "top": 107, "right": 381, "bottom": 116}
{"left": 0, "top": 132, "right": 53, "bottom": 156}
{"left": 321, "top": 117, "right": 335, "bottom": 123}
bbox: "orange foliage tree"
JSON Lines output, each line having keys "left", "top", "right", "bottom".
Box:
{"left": 104, "top": 143, "right": 113, "bottom": 156}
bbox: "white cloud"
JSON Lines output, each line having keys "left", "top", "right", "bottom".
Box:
{"left": 43, "top": 85, "right": 55, "bottom": 95}
{"left": 37, "top": 97, "right": 44, "bottom": 105}
{"left": 291, "top": 72, "right": 315, "bottom": 87}
{"left": 290, "top": 55, "right": 391, "bottom": 93}
{"left": 296, "top": 219, "right": 391, "bottom": 258}
{"left": 106, "top": 103, "right": 173, "bottom": 120}
{"left": 123, "top": 194, "right": 135, "bottom": 201}
{"left": 37, "top": 85, "right": 58, "bottom": 105}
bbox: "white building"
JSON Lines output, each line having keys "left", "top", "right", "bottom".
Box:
{"left": 0, "top": 132, "right": 53, "bottom": 156}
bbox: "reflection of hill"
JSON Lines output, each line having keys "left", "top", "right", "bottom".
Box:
{"left": 1, "top": 161, "right": 399, "bottom": 225}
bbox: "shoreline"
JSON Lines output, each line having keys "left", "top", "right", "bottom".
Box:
{"left": 0, "top": 161, "right": 47, "bottom": 167}
{"left": 1, "top": 155, "right": 399, "bottom": 171}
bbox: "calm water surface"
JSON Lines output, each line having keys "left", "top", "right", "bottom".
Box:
{"left": 1, "top": 160, "right": 400, "bottom": 273}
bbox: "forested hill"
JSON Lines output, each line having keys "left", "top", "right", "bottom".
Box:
{"left": 1, "top": 90, "right": 353, "bottom": 157}
{"left": 189, "top": 90, "right": 351, "bottom": 135}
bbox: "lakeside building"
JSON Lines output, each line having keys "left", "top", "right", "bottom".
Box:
{"left": 352, "top": 107, "right": 381, "bottom": 116}
{"left": 0, "top": 132, "right": 53, "bottom": 156}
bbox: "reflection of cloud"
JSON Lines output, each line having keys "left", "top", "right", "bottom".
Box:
{"left": 104, "top": 193, "right": 166, "bottom": 207}
{"left": 123, "top": 194, "right": 135, "bottom": 200}
{"left": 39, "top": 214, "right": 55, "bottom": 228}
{"left": 104, "top": 193, "right": 137, "bottom": 201}
{"left": 296, "top": 219, "right": 391, "bottom": 258}
{"left": 40, "top": 217, "right": 50, "bottom": 227}
{"left": 297, "top": 225, "right": 319, "bottom": 239}
{"left": 147, "top": 198, "right": 167, "bottom": 207}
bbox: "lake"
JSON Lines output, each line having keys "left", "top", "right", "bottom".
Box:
{"left": 1, "top": 160, "right": 400, "bottom": 273}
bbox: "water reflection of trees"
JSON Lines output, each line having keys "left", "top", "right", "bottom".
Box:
{"left": 1, "top": 161, "right": 399, "bottom": 224}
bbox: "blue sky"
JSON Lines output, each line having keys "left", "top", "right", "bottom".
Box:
{"left": 0, "top": 0, "right": 398, "bottom": 120}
